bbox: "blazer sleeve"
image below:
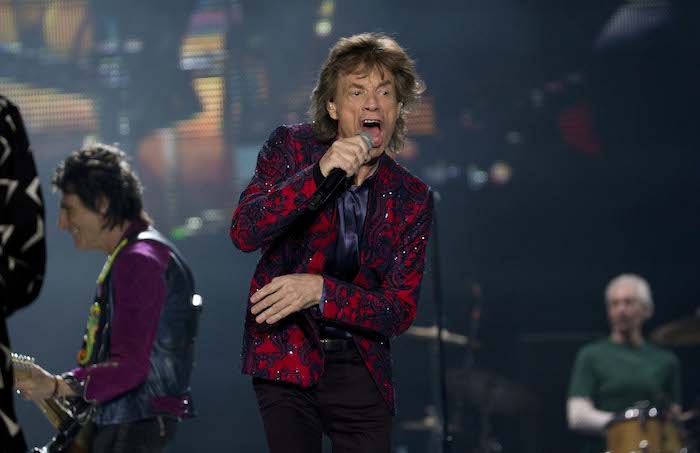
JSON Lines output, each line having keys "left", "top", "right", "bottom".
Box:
{"left": 230, "top": 126, "right": 319, "bottom": 252}
{"left": 317, "top": 190, "right": 433, "bottom": 339}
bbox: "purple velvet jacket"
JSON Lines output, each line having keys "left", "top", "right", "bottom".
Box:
{"left": 230, "top": 124, "right": 433, "bottom": 413}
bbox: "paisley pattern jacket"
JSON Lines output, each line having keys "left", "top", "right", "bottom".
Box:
{"left": 230, "top": 123, "right": 433, "bottom": 413}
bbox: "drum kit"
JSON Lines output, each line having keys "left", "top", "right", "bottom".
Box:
{"left": 598, "top": 312, "right": 700, "bottom": 453}
{"left": 602, "top": 312, "right": 700, "bottom": 453}
{"left": 400, "top": 310, "right": 700, "bottom": 453}
{"left": 605, "top": 403, "right": 685, "bottom": 453}
{"left": 400, "top": 324, "right": 538, "bottom": 452}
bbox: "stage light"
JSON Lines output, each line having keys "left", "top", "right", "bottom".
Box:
{"left": 315, "top": 20, "right": 332, "bottom": 37}
{"left": 490, "top": 161, "right": 512, "bottom": 186}
{"left": 506, "top": 131, "right": 521, "bottom": 145}
{"left": 320, "top": 0, "right": 335, "bottom": 17}
{"left": 467, "top": 166, "right": 488, "bottom": 190}
{"left": 185, "top": 216, "right": 203, "bottom": 231}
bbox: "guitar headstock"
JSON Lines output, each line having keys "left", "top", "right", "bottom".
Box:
{"left": 11, "top": 352, "right": 37, "bottom": 380}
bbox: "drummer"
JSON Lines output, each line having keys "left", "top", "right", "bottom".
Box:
{"left": 567, "top": 274, "right": 682, "bottom": 448}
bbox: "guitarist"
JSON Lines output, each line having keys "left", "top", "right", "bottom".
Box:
{"left": 15, "top": 144, "right": 200, "bottom": 453}
{"left": 0, "top": 95, "right": 46, "bottom": 453}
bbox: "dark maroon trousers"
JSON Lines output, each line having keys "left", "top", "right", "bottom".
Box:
{"left": 253, "top": 340, "right": 392, "bottom": 453}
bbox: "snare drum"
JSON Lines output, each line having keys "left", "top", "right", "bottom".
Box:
{"left": 606, "top": 406, "right": 685, "bottom": 453}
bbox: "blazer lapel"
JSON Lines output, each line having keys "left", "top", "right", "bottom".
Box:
{"left": 354, "top": 154, "right": 398, "bottom": 287}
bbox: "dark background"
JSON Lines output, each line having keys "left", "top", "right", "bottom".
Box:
{"left": 1, "top": 0, "right": 698, "bottom": 451}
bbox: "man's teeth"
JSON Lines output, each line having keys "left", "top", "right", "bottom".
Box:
{"left": 363, "top": 120, "right": 380, "bottom": 127}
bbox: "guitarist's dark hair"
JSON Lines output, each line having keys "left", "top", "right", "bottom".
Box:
{"left": 52, "top": 143, "right": 152, "bottom": 229}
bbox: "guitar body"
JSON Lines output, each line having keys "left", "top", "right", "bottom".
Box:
{"left": 37, "top": 419, "right": 92, "bottom": 453}
{"left": 72, "top": 425, "right": 92, "bottom": 453}
{"left": 12, "top": 354, "right": 93, "bottom": 453}
{"left": 38, "top": 409, "right": 92, "bottom": 453}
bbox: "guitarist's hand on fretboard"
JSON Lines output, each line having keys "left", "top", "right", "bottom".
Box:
{"left": 14, "top": 359, "right": 60, "bottom": 401}
{"left": 12, "top": 353, "right": 92, "bottom": 453}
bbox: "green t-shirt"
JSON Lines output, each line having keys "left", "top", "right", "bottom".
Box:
{"left": 568, "top": 338, "right": 681, "bottom": 453}
{"left": 568, "top": 338, "right": 681, "bottom": 412}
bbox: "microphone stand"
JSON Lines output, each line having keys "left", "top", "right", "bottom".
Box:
{"left": 466, "top": 284, "right": 499, "bottom": 453}
{"left": 430, "top": 190, "right": 453, "bottom": 453}
{"left": 465, "top": 283, "right": 482, "bottom": 371}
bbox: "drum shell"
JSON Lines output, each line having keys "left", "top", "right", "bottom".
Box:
{"left": 606, "top": 409, "right": 683, "bottom": 453}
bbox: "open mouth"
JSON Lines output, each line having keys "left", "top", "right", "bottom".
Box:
{"left": 361, "top": 119, "right": 382, "bottom": 147}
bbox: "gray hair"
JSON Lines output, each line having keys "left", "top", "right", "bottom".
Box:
{"left": 604, "top": 273, "right": 654, "bottom": 312}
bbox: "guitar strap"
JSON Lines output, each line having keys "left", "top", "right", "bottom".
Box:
{"left": 76, "top": 238, "right": 128, "bottom": 367}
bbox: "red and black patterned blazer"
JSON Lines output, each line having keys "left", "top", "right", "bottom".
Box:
{"left": 230, "top": 123, "right": 433, "bottom": 413}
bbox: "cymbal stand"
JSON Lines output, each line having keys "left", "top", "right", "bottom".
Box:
{"left": 464, "top": 284, "right": 503, "bottom": 453}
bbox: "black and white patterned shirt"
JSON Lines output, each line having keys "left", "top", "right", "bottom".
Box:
{"left": 0, "top": 94, "right": 46, "bottom": 453}
{"left": 0, "top": 95, "right": 45, "bottom": 314}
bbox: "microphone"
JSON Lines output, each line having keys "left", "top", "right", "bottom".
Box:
{"left": 309, "top": 132, "right": 373, "bottom": 210}
{"left": 356, "top": 131, "right": 375, "bottom": 153}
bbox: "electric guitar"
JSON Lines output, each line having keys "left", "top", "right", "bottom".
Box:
{"left": 11, "top": 353, "right": 92, "bottom": 453}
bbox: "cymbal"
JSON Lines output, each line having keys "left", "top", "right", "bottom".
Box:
{"left": 651, "top": 314, "right": 700, "bottom": 346}
{"left": 405, "top": 325, "right": 471, "bottom": 346}
{"left": 448, "top": 367, "right": 538, "bottom": 415}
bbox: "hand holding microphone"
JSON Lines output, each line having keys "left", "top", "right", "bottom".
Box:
{"left": 310, "top": 132, "right": 374, "bottom": 210}
{"left": 318, "top": 132, "right": 374, "bottom": 178}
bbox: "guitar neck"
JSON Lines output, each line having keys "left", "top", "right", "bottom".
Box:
{"left": 11, "top": 353, "right": 72, "bottom": 429}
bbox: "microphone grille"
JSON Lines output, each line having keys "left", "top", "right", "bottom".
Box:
{"left": 357, "top": 132, "right": 373, "bottom": 151}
